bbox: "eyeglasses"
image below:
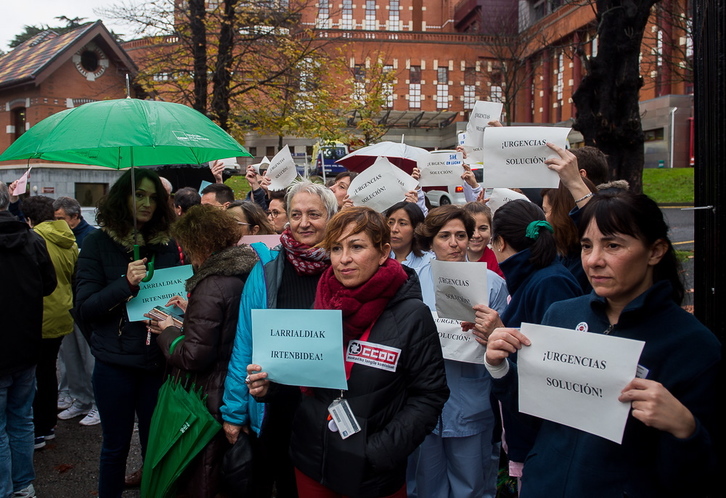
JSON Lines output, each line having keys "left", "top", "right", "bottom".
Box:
{"left": 267, "top": 210, "right": 283, "bottom": 218}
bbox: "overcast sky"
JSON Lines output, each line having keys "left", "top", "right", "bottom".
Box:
{"left": 2, "top": 0, "right": 137, "bottom": 52}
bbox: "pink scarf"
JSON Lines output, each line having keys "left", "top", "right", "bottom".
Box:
{"left": 279, "top": 227, "right": 329, "bottom": 276}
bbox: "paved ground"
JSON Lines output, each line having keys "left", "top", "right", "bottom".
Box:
{"left": 33, "top": 416, "right": 141, "bottom": 497}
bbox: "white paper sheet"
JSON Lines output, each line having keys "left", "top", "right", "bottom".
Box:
{"left": 13, "top": 168, "right": 32, "bottom": 196}
{"left": 481, "top": 126, "right": 570, "bottom": 188}
{"left": 348, "top": 157, "right": 410, "bottom": 212}
{"left": 486, "top": 188, "right": 530, "bottom": 214}
{"left": 517, "top": 322, "right": 645, "bottom": 444}
{"left": 419, "top": 151, "right": 465, "bottom": 187}
{"left": 432, "top": 311, "right": 486, "bottom": 364}
{"left": 431, "top": 260, "right": 489, "bottom": 322}
{"left": 266, "top": 145, "right": 298, "bottom": 191}
{"left": 463, "top": 101, "right": 503, "bottom": 164}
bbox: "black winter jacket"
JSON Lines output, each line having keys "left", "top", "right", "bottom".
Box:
{"left": 156, "top": 245, "right": 258, "bottom": 498}
{"left": 290, "top": 267, "right": 449, "bottom": 497}
{"left": 0, "top": 211, "right": 56, "bottom": 376}
{"left": 75, "top": 228, "right": 180, "bottom": 370}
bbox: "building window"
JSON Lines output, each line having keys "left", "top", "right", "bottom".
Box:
{"left": 490, "top": 73, "right": 503, "bottom": 103}
{"left": 75, "top": 183, "right": 107, "bottom": 207}
{"left": 316, "top": 0, "right": 331, "bottom": 28}
{"left": 436, "top": 67, "right": 449, "bottom": 109}
{"left": 389, "top": 0, "right": 400, "bottom": 30}
{"left": 341, "top": 0, "right": 353, "bottom": 29}
{"left": 464, "top": 67, "right": 477, "bottom": 110}
{"left": 383, "top": 65, "right": 394, "bottom": 108}
{"left": 353, "top": 64, "right": 366, "bottom": 101}
{"left": 365, "top": 0, "right": 376, "bottom": 30}
{"left": 556, "top": 52, "right": 564, "bottom": 102}
{"left": 409, "top": 67, "right": 422, "bottom": 109}
{"left": 266, "top": 146, "right": 276, "bottom": 157}
{"left": 12, "top": 107, "right": 26, "bottom": 142}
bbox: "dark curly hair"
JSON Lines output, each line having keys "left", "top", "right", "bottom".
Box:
{"left": 22, "top": 196, "right": 56, "bottom": 225}
{"left": 96, "top": 168, "right": 175, "bottom": 240}
{"left": 171, "top": 204, "right": 242, "bottom": 263}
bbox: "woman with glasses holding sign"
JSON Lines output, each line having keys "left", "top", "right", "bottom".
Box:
{"left": 246, "top": 206, "right": 448, "bottom": 497}
{"left": 485, "top": 145, "right": 720, "bottom": 496}
{"left": 408, "top": 205, "right": 508, "bottom": 498}
{"left": 74, "top": 168, "right": 180, "bottom": 497}
{"left": 221, "top": 181, "right": 338, "bottom": 497}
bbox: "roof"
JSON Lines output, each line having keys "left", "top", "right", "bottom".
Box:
{"left": 0, "top": 21, "right": 137, "bottom": 90}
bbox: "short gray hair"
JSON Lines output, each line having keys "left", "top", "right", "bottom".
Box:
{"left": 52, "top": 196, "right": 82, "bottom": 218}
{"left": 285, "top": 180, "right": 338, "bottom": 220}
{"left": 0, "top": 182, "right": 9, "bottom": 211}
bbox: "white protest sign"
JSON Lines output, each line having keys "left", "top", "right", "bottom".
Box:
{"left": 348, "top": 157, "right": 410, "bottom": 213}
{"left": 13, "top": 167, "right": 32, "bottom": 196}
{"left": 481, "top": 126, "right": 570, "bottom": 188}
{"left": 432, "top": 311, "right": 486, "bottom": 364}
{"left": 486, "top": 188, "right": 530, "bottom": 214}
{"left": 389, "top": 161, "right": 419, "bottom": 193}
{"left": 266, "top": 145, "right": 298, "bottom": 191}
{"left": 458, "top": 132, "right": 466, "bottom": 146}
{"left": 419, "top": 151, "right": 465, "bottom": 187}
{"left": 431, "top": 260, "right": 488, "bottom": 323}
{"left": 209, "top": 157, "right": 238, "bottom": 168}
{"left": 463, "top": 101, "right": 503, "bottom": 164}
{"left": 518, "top": 322, "right": 645, "bottom": 444}
{"left": 252, "top": 156, "right": 271, "bottom": 175}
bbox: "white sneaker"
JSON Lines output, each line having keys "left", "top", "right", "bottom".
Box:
{"left": 58, "top": 403, "right": 90, "bottom": 420}
{"left": 79, "top": 408, "right": 101, "bottom": 426}
{"left": 57, "top": 394, "right": 73, "bottom": 410}
{"left": 13, "top": 483, "right": 36, "bottom": 497}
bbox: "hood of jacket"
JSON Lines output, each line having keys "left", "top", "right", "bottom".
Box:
{"left": 0, "top": 211, "right": 32, "bottom": 251}
{"left": 34, "top": 220, "right": 77, "bottom": 250}
{"left": 385, "top": 264, "right": 423, "bottom": 309}
{"left": 102, "top": 226, "right": 171, "bottom": 252}
{"left": 185, "top": 244, "right": 259, "bottom": 293}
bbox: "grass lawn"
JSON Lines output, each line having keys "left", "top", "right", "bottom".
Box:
{"left": 225, "top": 175, "right": 252, "bottom": 199}
{"left": 642, "top": 168, "right": 694, "bottom": 204}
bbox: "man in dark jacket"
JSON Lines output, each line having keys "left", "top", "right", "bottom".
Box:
{"left": 0, "top": 181, "right": 57, "bottom": 498}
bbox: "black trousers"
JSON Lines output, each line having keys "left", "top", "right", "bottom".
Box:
{"left": 33, "top": 336, "right": 63, "bottom": 435}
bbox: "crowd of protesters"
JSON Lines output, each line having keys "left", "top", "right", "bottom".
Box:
{"left": 0, "top": 138, "right": 720, "bottom": 498}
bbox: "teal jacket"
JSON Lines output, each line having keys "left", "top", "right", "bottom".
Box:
{"left": 220, "top": 242, "right": 282, "bottom": 434}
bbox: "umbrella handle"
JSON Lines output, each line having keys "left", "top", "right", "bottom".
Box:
{"left": 133, "top": 245, "right": 156, "bottom": 282}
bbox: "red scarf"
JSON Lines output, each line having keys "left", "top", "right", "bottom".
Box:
{"left": 279, "top": 227, "right": 330, "bottom": 276}
{"left": 315, "top": 258, "right": 408, "bottom": 343}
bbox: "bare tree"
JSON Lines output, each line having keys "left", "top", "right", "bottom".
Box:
{"left": 572, "top": 0, "right": 663, "bottom": 193}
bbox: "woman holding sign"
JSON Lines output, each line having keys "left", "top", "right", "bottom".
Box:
{"left": 409, "top": 205, "right": 508, "bottom": 498}
{"left": 221, "top": 180, "right": 338, "bottom": 497}
{"left": 485, "top": 190, "right": 720, "bottom": 496}
{"left": 468, "top": 198, "right": 582, "bottom": 485}
{"left": 246, "top": 206, "right": 449, "bottom": 497}
{"left": 150, "top": 205, "right": 258, "bottom": 497}
{"left": 74, "top": 168, "right": 180, "bottom": 497}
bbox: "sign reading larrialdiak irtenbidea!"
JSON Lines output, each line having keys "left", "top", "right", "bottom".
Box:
{"left": 251, "top": 309, "right": 347, "bottom": 390}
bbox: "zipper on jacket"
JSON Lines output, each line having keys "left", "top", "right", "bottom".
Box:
{"left": 604, "top": 324, "right": 615, "bottom": 335}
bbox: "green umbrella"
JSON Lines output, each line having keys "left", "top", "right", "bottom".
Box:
{"left": 141, "top": 378, "right": 222, "bottom": 498}
{"left": 0, "top": 97, "right": 251, "bottom": 279}
{"left": 0, "top": 98, "right": 250, "bottom": 167}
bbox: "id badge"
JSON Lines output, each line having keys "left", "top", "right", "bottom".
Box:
{"left": 328, "top": 398, "right": 361, "bottom": 440}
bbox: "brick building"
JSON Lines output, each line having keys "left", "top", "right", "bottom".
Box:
{"left": 0, "top": 21, "right": 137, "bottom": 203}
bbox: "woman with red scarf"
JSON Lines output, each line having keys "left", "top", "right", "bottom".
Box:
{"left": 246, "top": 207, "right": 449, "bottom": 498}
{"left": 221, "top": 180, "right": 338, "bottom": 497}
